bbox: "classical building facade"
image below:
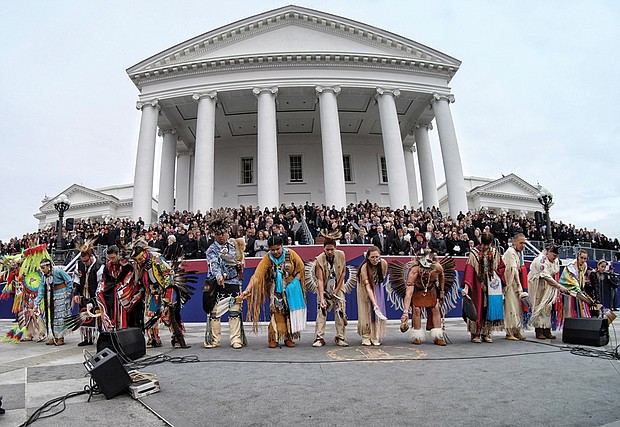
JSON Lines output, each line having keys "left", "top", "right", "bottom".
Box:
{"left": 128, "top": 5, "right": 469, "bottom": 224}
{"left": 35, "top": 184, "right": 138, "bottom": 230}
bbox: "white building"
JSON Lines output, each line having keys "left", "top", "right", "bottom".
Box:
{"left": 437, "top": 173, "right": 543, "bottom": 218}
{"left": 35, "top": 184, "right": 140, "bottom": 230}
{"left": 127, "top": 5, "right": 468, "bottom": 224}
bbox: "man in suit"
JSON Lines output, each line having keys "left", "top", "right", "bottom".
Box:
{"left": 371, "top": 225, "right": 390, "bottom": 255}
{"left": 354, "top": 227, "right": 370, "bottom": 245}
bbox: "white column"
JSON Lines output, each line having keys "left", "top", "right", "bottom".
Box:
{"left": 431, "top": 93, "right": 468, "bottom": 217}
{"left": 158, "top": 128, "right": 177, "bottom": 216}
{"left": 402, "top": 137, "right": 420, "bottom": 209}
{"left": 176, "top": 150, "right": 192, "bottom": 212}
{"left": 376, "top": 88, "right": 410, "bottom": 208}
{"left": 414, "top": 123, "right": 439, "bottom": 209}
{"left": 253, "top": 87, "right": 279, "bottom": 209}
{"left": 192, "top": 92, "right": 217, "bottom": 213}
{"left": 132, "top": 99, "right": 160, "bottom": 223}
{"left": 316, "top": 85, "right": 346, "bottom": 208}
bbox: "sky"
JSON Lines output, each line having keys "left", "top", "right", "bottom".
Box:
{"left": 1, "top": 0, "right": 619, "bottom": 242}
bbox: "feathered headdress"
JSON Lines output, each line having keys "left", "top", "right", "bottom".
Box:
{"left": 320, "top": 229, "right": 342, "bottom": 243}
{"left": 75, "top": 236, "right": 98, "bottom": 256}
{"left": 19, "top": 244, "right": 51, "bottom": 277}
{"left": 207, "top": 210, "right": 233, "bottom": 235}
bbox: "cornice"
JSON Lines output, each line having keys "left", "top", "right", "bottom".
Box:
{"left": 41, "top": 200, "right": 121, "bottom": 213}
{"left": 129, "top": 53, "right": 456, "bottom": 87}
{"left": 470, "top": 190, "right": 538, "bottom": 202}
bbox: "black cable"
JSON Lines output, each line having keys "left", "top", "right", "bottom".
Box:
{"left": 17, "top": 380, "right": 102, "bottom": 427}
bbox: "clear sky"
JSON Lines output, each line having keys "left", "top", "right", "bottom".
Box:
{"left": 1, "top": 0, "right": 619, "bottom": 242}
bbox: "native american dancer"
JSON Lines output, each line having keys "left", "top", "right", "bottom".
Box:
{"left": 356, "top": 246, "right": 388, "bottom": 346}
{"left": 1, "top": 253, "right": 32, "bottom": 343}
{"left": 462, "top": 232, "right": 506, "bottom": 343}
{"left": 305, "top": 232, "right": 357, "bottom": 347}
{"left": 388, "top": 249, "right": 458, "bottom": 346}
{"left": 1, "top": 254, "right": 23, "bottom": 317}
{"left": 131, "top": 240, "right": 195, "bottom": 349}
{"left": 96, "top": 245, "right": 140, "bottom": 331}
{"left": 243, "top": 235, "right": 306, "bottom": 348}
{"left": 34, "top": 257, "right": 74, "bottom": 346}
{"left": 502, "top": 233, "right": 529, "bottom": 341}
{"left": 558, "top": 249, "right": 595, "bottom": 327}
{"left": 73, "top": 240, "right": 104, "bottom": 346}
{"left": 527, "top": 244, "right": 567, "bottom": 339}
{"left": 203, "top": 212, "right": 246, "bottom": 349}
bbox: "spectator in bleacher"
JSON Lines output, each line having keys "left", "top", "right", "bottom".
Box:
{"left": 182, "top": 230, "right": 198, "bottom": 259}
{"left": 428, "top": 230, "right": 447, "bottom": 256}
{"left": 391, "top": 228, "right": 411, "bottom": 256}
{"left": 410, "top": 232, "right": 426, "bottom": 255}
{"left": 371, "top": 225, "right": 390, "bottom": 255}
{"left": 254, "top": 230, "right": 269, "bottom": 258}
{"left": 163, "top": 234, "right": 182, "bottom": 261}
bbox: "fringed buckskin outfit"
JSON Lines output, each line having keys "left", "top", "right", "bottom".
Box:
{"left": 527, "top": 251, "right": 560, "bottom": 336}
{"left": 247, "top": 248, "right": 306, "bottom": 347}
{"left": 356, "top": 258, "right": 388, "bottom": 345}
{"left": 313, "top": 250, "right": 347, "bottom": 345}
{"left": 463, "top": 246, "right": 506, "bottom": 340}
{"left": 502, "top": 246, "right": 525, "bottom": 339}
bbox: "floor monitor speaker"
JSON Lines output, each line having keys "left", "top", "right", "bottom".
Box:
{"left": 97, "top": 327, "right": 146, "bottom": 361}
{"left": 84, "top": 349, "right": 132, "bottom": 399}
{"left": 562, "top": 318, "right": 609, "bottom": 347}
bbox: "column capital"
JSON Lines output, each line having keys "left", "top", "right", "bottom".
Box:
{"left": 413, "top": 122, "right": 433, "bottom": 132}
{"left": 431, "top": 92, "right": 455, "bottom": 104}
{"left": 402, "top": 138, "right": 415, "bottom": 151}
{"left": 136, "top": 99, "right": 160, "bottom": 111}
{"left": 375, "top": 87, "right": 401, "bottom": 98}
{"left": 252, "top": 86, "right": 278, "bottom": 97}
{"left": 177, "top": 149, "right": 194, "bottom": 157}
{"left": 158, "top": 128, "right": 177, "bottom": 138}
{"left": 315, "top": 85, "right": 341, "bottom": 96}
{"left": 192, "top": 91, "right": 218, "bottom": 102}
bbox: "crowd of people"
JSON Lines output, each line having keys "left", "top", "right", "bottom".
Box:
{"left": 1, "top": 202, "right": 619, "bottom": 260}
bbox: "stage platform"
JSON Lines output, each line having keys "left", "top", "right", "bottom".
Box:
{"left": 1, "top": 318, "right": 619, "bottom": 427}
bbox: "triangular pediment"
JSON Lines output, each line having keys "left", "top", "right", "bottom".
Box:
{"left": 128, "top": 5, "right": 460, "bottom": 74}
{"left": 40, "top": 184, "right": 118, "bottom": 212}
{"left": 470, "top": 174, "right": 539, "bottom": 198}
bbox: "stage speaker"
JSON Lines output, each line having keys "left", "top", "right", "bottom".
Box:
{"left": 65, "top": 217, "right": 74, "bottom": 231}
{"left": 534, "top": 211, "right": 544, "bottom": 226}
{"left": 562, "top": 318, "right": 609, "bottom": 347}
{"left": 84, "top": 349, "right": 132, "bottom": 399}
{"left": 97, "top": 327, "right": 146, "bottom": 361}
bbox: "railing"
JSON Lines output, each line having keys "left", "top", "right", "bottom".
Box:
{"left": 52, "top": 245, "right": 108, "bottom": 267}
{"left": 299, "top": 215, "right": 315, "bottom": 245}
{"left": 527, "top": 240, "right": 619, "bottom": 262}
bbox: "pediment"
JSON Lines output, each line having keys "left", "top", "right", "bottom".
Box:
{"left": 128, "top": 5, "right": 460, "bottom": 75}
{"left": 470, "top": 173, "right": 539, "bottom": 198}
{"left": 40, "top": 184, "right": 118, "bottom": 212}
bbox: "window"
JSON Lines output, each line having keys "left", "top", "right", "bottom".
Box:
{"left": 241, "top": 157, "right": 254, "bottom": 184}
{"left": 379, "top": 155, "right": 388, "bottom": 183}
{"left": 343, "top": 154, "right": 353, "bottom": 182}
{"left": 289, "top": 155, "right": 303, "bottom": 182}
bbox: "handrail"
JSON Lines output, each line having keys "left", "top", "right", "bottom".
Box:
{"left": 299, "top": 214, "right": 314, "bottom": 245}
